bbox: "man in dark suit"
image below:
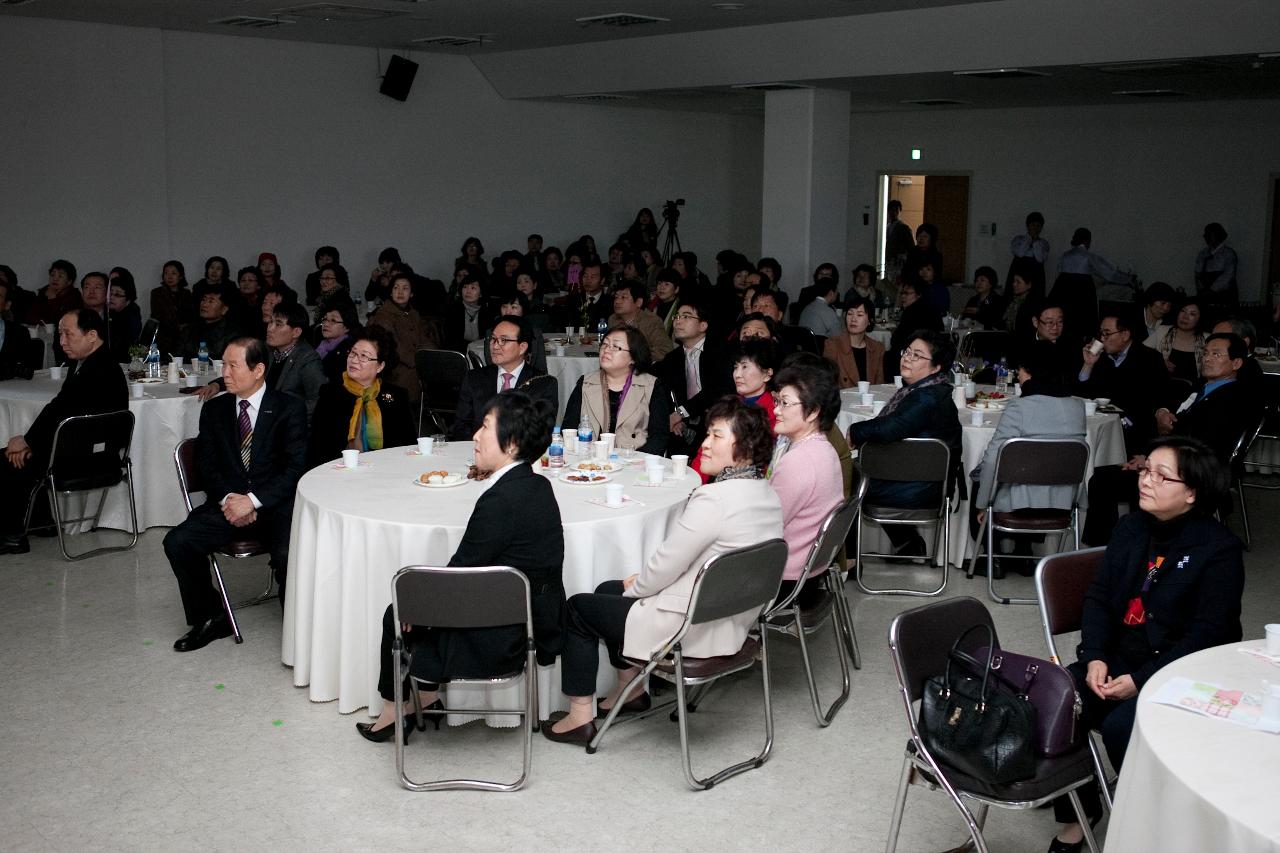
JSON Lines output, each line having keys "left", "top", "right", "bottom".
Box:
{"left": 0, "top": 309, "right": 127, "bottom": 554}
{"left": 751, "top": 289, "right": 820, "bottom": 355}
{"left": 163, "top": 337, "right": 307, "bottom": 651}
{"left": 450, "top": 316, "right": 558, "bottom": 440}
{"left": 1075, "top": 311, "right": 1167, "bottom": 455}
{"left": 1151, "top": 333, "right": 1258, "bottom": 464}
{"left": 0, "top": 280, "right": 35, "bottom": 380}
{"left": 564, "top": 261, "right": 612, "bottom": 331}
{"left": 656, "top": 298, "right": 734, "bottom": 455}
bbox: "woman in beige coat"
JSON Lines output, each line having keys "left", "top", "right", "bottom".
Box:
{"left": 544, "top": 397, "right": 784, "bottom": 744}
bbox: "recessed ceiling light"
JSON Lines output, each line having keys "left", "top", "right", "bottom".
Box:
{"left": 712, "top": 3, "right": 746, "bottom": 9}
{"left": 953, "top": 68, "right": 1050, "bottom": 79}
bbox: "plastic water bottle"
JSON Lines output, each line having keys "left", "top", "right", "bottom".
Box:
{"left": 995, "top": 358, "right": 1009, "bottom": 394}
{"left": 197, "top": 341, "right": 210, "bottom": 377}
{"left": 146, "top": 339, "right": 162, "bottom": 380}
{"left": 577, "top": 414, "right": 594, "bottom": 447}
{"left": 596, "top": 318, "right": 609, "bottom": 340}
{"left": 549, "top": 429, "right": 565, "bottom": 468}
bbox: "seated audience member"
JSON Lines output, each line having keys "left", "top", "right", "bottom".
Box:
{"left": 236, "top": 264, "right": 266, "bottom": 322}
{"left": 316, "top": 298, "right": 359, "bottom": 382}
{"left": 512, "top": 272, "right": 551, "bottom": 332}
{"left": 308, "top": 325, "right": 416, "bottom": 467}
{"left": 369, "top": 272, "right": 438, "bottom": 412}
{"left": 0, "top": 309, "right": 127, "bottom": 554}
{"left": 524, "top": 233, "right": 545, "bottom": 272}
{"left": 1048, "top": 436, "right": 1242, "bottom": 851}
{"left": 309, "top": 263, "right": 350, "bottom": 323}
{"left": 57, "top": 271, "right": 110, "bottom": 366}
{"left": 475, "top": 292, "right": 546, "bottom": 372}
{"left": 192, "top": 256, "right": 231, "bottom": 303}
{"left": 1002, "top": 257, "right": 1042, "bottom": 336}
{"left": 799, "top": 278, "right": 843, "bottom": 339}
{"left": 181, "top": 284, "right": 243, "bottom": 361}
{"left": 768, "top": 361, "right": 844, "bottom": 608}
{"left": 647, "top": 267, "right": 683, "bottom": 335}
{"left": 905, "top": 223, "right": 944, "bottom": 290}
{"left": 1211, "top": 317, "right": 1262, "bottom": 386}
{"left": 783, "top": 350, "right": 857, "bottom": 505}
{"left": 658, "top": 298, "right": 734, "bottom": 456}
{"left": 844, "top": 263, "right": 885, "bottom": 311}
{"left": 364, "top": 247, "right": 401, "bottom": 305}
{"left": 1145, "top": 298, "right": 1205, "bottom": 383}
{"left": 738, "top": 312, "right": 780, "bottom": 344}
{"left": 538, "top": 246, "right": 566, "bottom": 294}
{"left": 451, "top": 316, "right": 557, "bottom": 440}
{"left": 262, "top": 303, "right": 326, "bottom": 424}
{"left": 848, "top": 330, "right": 961, "bottom": 558}
{"left": 1146, "top": 333, "right": 1258, "bottom": 465}
{"left": 359, "top": 392, "right": 565, "bottom": 742}
{"left": 823, "top": 295, "right": 885, "bottom": 388}
{"left": 107, "top": 268, "right": 142, "bottom": 360}
{"left": 753, "top": 289, "right": 819, "bottom": 354}
{"left": 304, "top": 246, "right": 340, "bottom": 307}
{"left": 913, "top": 260, "right": 950, "bottom": 316}
{"left": 1194, "top": 221, "right": 1238, "bottom": 305}
{"left": 234, "top": 267, "right": 265, "bottom": 335}
{"left": 256, "top": 252, "right": 287, "bottom": 296}
{"left": 1076, "top": 311, "right": 1166, "bottom": 456}
{"left": 963, "top": 266, "right": 1005, "bottom": 330}
{"left": 545, "top": 397, "right": 783, "bottom": 743}
{"left": 969, "top": 342, "right": 1087, "bottom": 577}
{"left": 1141, "top": 282, "right": 1176, "bottom": 340}
{"left": 1019, "top": 302, "right": 1079, "bottom": 386}
{"left": 566, "top": 260, "right": 613, "bottom": 331}
{"left": 609, "top": 279, "right": 674, "bottom": 360}
{"left": 0, "top": 264, "right": 33, "bottom": 321}
{"left": 887, "top": 281, "right": 944, "bottom": 378}
{"left": 163, "top": 338, "right": 307, "bottom": 651}
{"left": 149, "top": 260, "right": 194, "bottom": 357}
{"left": 562, "top": 325, "right": 671, "bottom": 456}
{"left": 23, "top": 259, "right": 83, "bottom": 326}
{"left": 0, "top": 280, "right": 35, "bottom": 379}
{"left": 443, "top": 274, "right": 496, "bottom": 352}
{"left": 689, "top": 337, "right": 779, "bottom": 480}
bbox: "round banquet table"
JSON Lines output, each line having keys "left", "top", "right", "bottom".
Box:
{"left": 1105, "top": 640, "right": 1280, "bottom": 852}
{"left": 281, "top": 443, "right": 700, "bottom": 722}
{"left": 0, "top": 369, "right": 203, "bottom": 530}
{"left": 837, "top": 384, "right": 1127, "bottom": 567}
{"left": 544, "top": 342, "right": 599, "bottom": 421}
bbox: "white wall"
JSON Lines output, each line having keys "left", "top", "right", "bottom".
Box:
{"left": 846, "top": 99, "right": 1280, "bottom": 301}
{"left": 0, "top": 17, "right": 763, "bottom": 313}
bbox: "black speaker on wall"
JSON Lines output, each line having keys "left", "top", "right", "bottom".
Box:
{"left": 380, "top": 55, "right": 419, "bottom": 102}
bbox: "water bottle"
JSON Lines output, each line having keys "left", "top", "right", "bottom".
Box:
{"left": 146, "top": 339, "right": 162, "bottom": 380}
{"left": 548, "top": 428, "right": 565, "bottom": 469}
{"left": 197, "top": 341, "right": 210, "bottom": 377}
{"left": 995, "top": 358, "right": 1009, "bottom": 394}
{"left": 577, "top": 414, "right": 593, "bottom": 447}
{"left": 353, "top": 294, "right": 365, "bottom": 322}
{"left": 596, "top": 318, "right": 609, "bottom": 341}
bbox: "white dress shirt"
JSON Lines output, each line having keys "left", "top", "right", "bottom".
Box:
{"left": 495, "top": 361, "right": 525, "bottom": 394}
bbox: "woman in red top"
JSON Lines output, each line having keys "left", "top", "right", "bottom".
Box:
{"left": 691, "top": 337, "right": 779, "bottom": 481}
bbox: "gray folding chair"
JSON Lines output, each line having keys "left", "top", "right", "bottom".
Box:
{"left": 764, "top": 496, "right": 861, "bottom": 728}
{"left": 1242, "top": 373, "right": 1280, "bottom": 488}
{"left": 24, "top": 411, "right": 139, "bottom": 561}
{"left": 415, "top": 348, "right": 469, "bottom": 435}
{"left": 1034, "top": 547, "right": 1116, "bottom": 813}
{"left": 1224, "top": 408, "right": 1267, "bottom": 550}
{"left": 588, "top": 538, "right": 788, "bottom": 790}
{"left": 966, "top": 438, "right": 1090, "bottom": 605}
{"left": 886, "top": 596, "right": 1101, "bottom": 853}
{"left": 391, "top": 565, "right": 536, "bottom": 792}
{"left": 854, "top": 438, "right": 953, "bottom": 596}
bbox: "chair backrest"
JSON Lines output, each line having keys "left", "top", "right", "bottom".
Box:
{"left": 1260, "top": 373, "right": 1280, "bottom": 435}
{"left": 803, "top": 495, "right": 860, "bottom": 578}
{"left": 46, "top": 411, "right": 135, "bottom": 491}
{"left": 888, "top": 596, "right": 996, "bottom": 705}
{"left": 1228, "top": 407, "right": 1268, "bottom": 475}
{"left": 416, "top": 348, "right": 469, "bottom": 410}
{"left": 992, "top": 437, "right": 1090, "bottom": 490}
{"left": 687, "top": 538, "right": 788, "bottom": 626}
{"left": 173, "top": 437, "right": 201, "bottom": 513}
{"left": 393, "top": 565, "right": 532, "bottom": 632}
{"left": 136, "top": 317, "right": 160, "bottom": 348}
{"left": 1033, "top": 547, "right": 1105, "bottom": 663}
{"left": 858, "top": 437, "right": 950, "bottom": 484}
{"left": 959, "top": 330, "right": 1013, "bottom": 365}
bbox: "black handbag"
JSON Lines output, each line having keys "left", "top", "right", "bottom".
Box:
{"left": 917, "top": 623, "right": 1037, "bottom": 784}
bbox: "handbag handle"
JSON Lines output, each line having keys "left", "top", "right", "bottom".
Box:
{"left": 941, "top": 622, "right": 997, "bottom": 711}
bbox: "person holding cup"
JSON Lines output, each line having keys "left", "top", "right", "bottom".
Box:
{"left": 306, "top": 325, "right": 415, "bottom": 467}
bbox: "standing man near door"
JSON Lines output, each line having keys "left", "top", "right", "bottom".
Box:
{"left": 884, "top": 200, "right": 914, "bottom": 287}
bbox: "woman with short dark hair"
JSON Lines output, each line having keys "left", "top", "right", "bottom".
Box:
{"left": 1145, "top": 297, "right": 1205, "bottom": 382}
{"left": 561, "top": 324, "right": 671, "bottom": 455}
{"left": 823, "top": 295, "right": 885, "bottom": 387}
{"left": 315, "top": 298, "right": 360, "bottom": 381}
{"left": 369, "top": 273, "right": 437, "bottom": 412}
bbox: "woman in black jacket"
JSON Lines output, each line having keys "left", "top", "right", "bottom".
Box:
{"left": 1048, "top": 435, "right": 1243, "bottom": 853}
{"left": 357, "top": 391, "right": 564, "bottom": 743}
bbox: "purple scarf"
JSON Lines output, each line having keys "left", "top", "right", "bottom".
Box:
{"left": 880, "top": 369, "right": 949, "bottom": 418}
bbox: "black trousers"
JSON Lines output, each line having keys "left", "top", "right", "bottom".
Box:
{"left": 0, "top": 454, "right": 43, "bottom": 536}
{"left": 162, "top": 501, "right": 292, "bottom": 626}
{"left": 560, "top": 580, "right": 639, "bottom": 698}
{"left": 1051, "top": 659, "right": 1139, "bottom": 824}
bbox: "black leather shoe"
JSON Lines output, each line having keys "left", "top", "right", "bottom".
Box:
{"left": 0, "top": 535, "right": 30, "bottom": 555}
{"left": 173, "top": 616, "right": 233, "bottom": 652}
{"left": 356, "top": 713, "right": 417, "bottom": 744}
{"left": 596, "top": 692, "right": 651, "bottom": 718}
{"left": 542, "top": 718, "right": 598, "bottom": 745}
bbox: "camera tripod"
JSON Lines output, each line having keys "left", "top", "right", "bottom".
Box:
{"left": 657, "top": 210, "right": 682, "bottom": 265}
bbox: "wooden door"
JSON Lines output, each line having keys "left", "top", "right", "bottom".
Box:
{"left": 923, "top": 175, "right": 970, "bottom": 284}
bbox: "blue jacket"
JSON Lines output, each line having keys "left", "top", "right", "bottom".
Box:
{"left": 850, "top": 378, "right": 962, "bottom": 506}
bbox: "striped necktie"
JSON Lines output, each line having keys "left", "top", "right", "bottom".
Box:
{"left": 238, "top": 399, "right": 253, "bottom": 469}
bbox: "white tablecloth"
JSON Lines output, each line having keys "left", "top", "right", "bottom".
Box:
{"left": 837, "top": 384, "right": 1127, "bottom": 566}
{"left": 281, "top": 443, "right": 699, "bottom": 720}
{"left": 0, "top": 370, "right": 203, "bottom": 530}
{"left": 545, "top": 343, "right": 599, "bottom": 422}
{"left": 1106, "top": 640, "right": 1280, "bottom": 852}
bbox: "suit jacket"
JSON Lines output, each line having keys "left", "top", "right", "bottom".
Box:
{"left": 180, "top": 315, "right": 243, "bottom": 360}
{"left": 25, "top": 343, "right": 128, "bottom": 459}
{"left": 622, "top": 478, "right": 783, "bottom": 660}
{"left": 1172, "top": 379, "right": 1260, "bottom": 464}
{"left": 307, "top": 381, "right": 416, "bottom": 467}
{"left": 823, "top": 334, "right": 886, "bottom": 387}
{"left": 0, "top": 319, "right": 35, "bottom": 380}
{"left": 271, "top": 340, "right": 326, "bottom": 425}
{"left": 562, "top": 292, "right": 612, "bottom": 330}
{"left": 1078, "top": 511, "right": 1242, "bottom": 690}
{"left": 1074, "top": 343, "right": 1167, "bottom": 454}
{"left": 195, "top": 387, "right": 307, "bottom": 515}
{"left": 656, "top": 337, "right": 735, "bottom": 421}
{"left": 970, "top": 392, "right": 1087, "bottom": 511}
{"left": 450, "top": 363, "right": 558, "bottom": 440}
{"left": 443, "top": 302, "right": 498, "bottom": 353}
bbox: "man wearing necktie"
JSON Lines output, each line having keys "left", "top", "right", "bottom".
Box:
{"left": 450, "top": 317, "right": 558, "bottom": 440}
{"left": 163, "top": 337, "right": 307, "bottom": 652}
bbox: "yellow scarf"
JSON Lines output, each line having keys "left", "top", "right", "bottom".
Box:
{"left": 343, "top": 373, "right": 384, "bottom": 451}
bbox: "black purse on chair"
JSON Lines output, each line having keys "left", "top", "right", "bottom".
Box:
{"left": 917, "top": 623, "right": 1037, "bottom": 784}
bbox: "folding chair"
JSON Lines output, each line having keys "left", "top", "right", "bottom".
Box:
{"left": 588, "top": 538, "right": 788, "bottom": 790}
{"left": 173, "top": 439, "right": 273, "bottom": 644}
{"left": 24, "top": 411, "right": 139, "bottom": 561}
{"left": 886, "top": 596, "right": 1102, "bottom": 853}
{"left": 1242, "top": 373, "right": 1280, "bottom": 488}
{"left": 1224, "top": 408, "right": 1268, "bottom": 549}
{"left": 415, "top": 348, "right": 469, "bottom": 435}
{"left": 966, "top": 438, "right": 1090, "bottom": 605}
{"left": 1034, "top": 547, "right": 1116, "bottom": 813}
{"left": 391, "top": 565, "right": 536, "bottom": 792}
{"left": 764, "top": 496, "right": 860, "bottom": 728}
{"left": 854, "top": 438, "right": 952, "bottom": 596}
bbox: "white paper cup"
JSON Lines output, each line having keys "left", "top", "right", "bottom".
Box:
{"left": 594, "top": 440, "right": 610, "bottom": 461}
{"left": 212, "top": 360, "right": 223, "bottom": 374}
{"left": 645, "top": 462, "right": 664, "bottom": 484}
{"left": 599, "top": 432, "right": 616, "bottom": 454}
{"left": 562, "top": 429, "right": 577, "bottom": 454}
{"left": 130, "top": 382, "right": 144, "bottom": 399}
{"left": 555, "top": 345, "right": 566, "bottom": 356}
{"left": 1267, "top": 623, "right": 1280, "bottom": 656}
{"left": 1014, "top": 384, "right": 1023, "bottom": 397}
{"left": 964, "top": 381, "right": 976, "bottom": 398}
{"left": 893, "top": 375, "right": 904, "bottom": 388}
{"left": 341, "top": 449, "right": 359, "bottom": 468}
{"left": 872, "top": 400, "right": 886, "bottom": 415}
{"left": 184, "top": 374, "right": 197, "bottom": 388}
{"left": 171, "top": 357, "right": 184, "bottom": 369}
{"left": 1089, "top": 339, "right": 1104, "bottom": 355}
{"left": 48, "top": 365, "right": 64, "bottom": 380}
{"left": 671, "top": 454, "right": 688, "bottom": 478}
{"left": 857, "top": 380, "right": 871, "bottom": 394}
{"left": 564, "top": 326, "right": 574, "bottom": 336}
{"left": 860, "top": 392, "right": 874, "bottom": 407}
{"left": 1084, "top": 400, "right": 1099, "bottom": 416}
{"left": 417, "top": 436, "right": 434, "bottom": 455}
{"left": 970, "top": 410, "right": 985, "bottom": 426}
{"left": 605, "top": 483, "right": 625, "bottom": 507}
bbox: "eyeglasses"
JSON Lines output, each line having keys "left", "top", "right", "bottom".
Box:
{"left": 347, "top": 350, "right": 379, "bottom": 365}
{"left": 1136, "top": 465, "right": 1184, "bottom": 486}
{"left": 489, "top": 336, "right": 519, "bottom": 347}
{"left": 1037, "top": 318, "right": 1064, "bottom": 327}
{"left": 899, "top": 348, "right": 931, "bottom": 363}
{"left": 774, "top": 398, "right": 803, "bottom": 409}
{"left": 321, "top": 317, "right": 345, "bottom": 326}
{"left": 673, "top": 313, "right": 700, "bottom": 322}
{"left": 1098, "top": 329, "right": 1122, "bottom": 339}
{"left": 600, "top": 341, "right": 630, "bottom": 354}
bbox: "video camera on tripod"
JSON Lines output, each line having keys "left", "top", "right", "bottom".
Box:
{"left": 658, "top": 199, "right": 686, "bottom": 264}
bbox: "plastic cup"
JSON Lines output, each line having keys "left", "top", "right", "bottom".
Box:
{"left": 1267, "top": 623, "right": 1280, "bottom": 656}
{"left": 48, "top": 365, "right": 64, "bottom": 380}
{"left": 171, "top": 357, "right": 184, "bottom": 369}
{"left": 1089, "top": 339, "right": 1104, "bottom": 355}
{"left": 860, "top": 392, "right": 874, "bottom": 407}
{"left": 857, "top": 380, "right": 871, "bottom": 394}
{"left": 970, "top": 410, "right": 985, "bottom": 426}
{"left": 1084, "top": 400, "right": 1099, "bottom": 416}
{"left": 605, "top": 483, "right": 625, "bottom": 507}
{"left": 893, "top": 376, "right": 904, "bottom": 388}
{"left": 562, "top": 429, "right": 578, "bottom": 454}
{"left": 964, "top": 380, "right": 976, "bottom": 398}
{"left": 872, "top": 400, "right": 886, "bottom": 415}
{"left": 555, "top": 345, "right": 566, "bottom": 356}
{"left": 212, "top": 360, "right": 223, "bottom": 374}
{"left": 671, "top": 454, "right": 688, "bottom": 478}
{"left": 594, "top": 440, "right": 610, "bottom": 461}
{"left": 341, "top": 449, "right": 359, "bottom": 468}
{"left": 184, "top": 374, "right": 197, "bottom": 388}
{"left": 645, "top": 461, "right": 664, "bottom": 484}
{"left": 599, "top": 432, "right": 616, "bottom": 454}
{"left": 130, "top": 383, "right": 144, "bottom": 399}
{"left": 417, "top": 436, "right": 434, "bottom": 455}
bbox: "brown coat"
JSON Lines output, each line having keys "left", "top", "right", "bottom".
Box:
{"left": 369, "top": 303, "right": 437, "bottom": 405}
{"left": 823, "top": 333, "right": 886, "bottom": 388}
{"left": 608, "top": 308, "right": 674, "bottom": 361}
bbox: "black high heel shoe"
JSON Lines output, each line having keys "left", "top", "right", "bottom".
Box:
{"left": 356, "top": 713, "right": 417, "bottom": 744}
{"left": 420, "top": 699, "right": 445, "bottom": 731}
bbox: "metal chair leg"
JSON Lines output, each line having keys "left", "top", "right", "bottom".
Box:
{"left": 209, "top": 555, "right": 244, "bottom": 644}
{"left": 827, "top": 569, "right": 862, "bottom": 669}
{"left": 1068, "top": 788, "right": 1101, "bottom": 853}
{"left": 885, "top": 755, "right": 912, "bottom": 853}
{"left": 1236, "top": 483, "right": 1252, "bottom": 549}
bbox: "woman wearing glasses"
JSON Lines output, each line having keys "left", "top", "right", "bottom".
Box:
{"left": 561, "top": 325, "right": 672, "bottom": 456}
{"left": 314, "top": 299, "right": 360, "bottom": 382}
{"left": 847, "top": 330, "right": 961, "bottom": 558}
{"left": 1046, "top": 436, "right": 1242, "bottom": 853}
{"left": 307, "top": 325, "right": 415, "bottom": 467}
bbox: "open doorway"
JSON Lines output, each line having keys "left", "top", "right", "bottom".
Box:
{"left": 876, "top": 173, "right": 970, "bottom": 285}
